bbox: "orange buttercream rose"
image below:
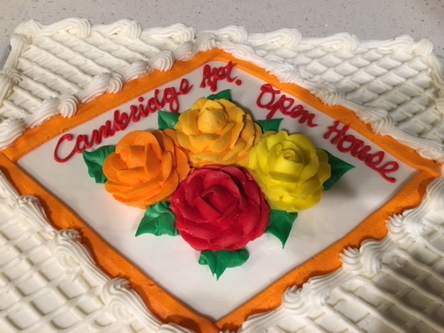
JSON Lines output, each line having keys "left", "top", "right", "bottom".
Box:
{"left": 103, "top": 129, "right": 190, "bottom": 209}
{"left": 174, "top": 98, "right": 262, "bottom": 167}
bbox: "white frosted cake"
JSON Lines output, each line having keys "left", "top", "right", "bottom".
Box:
{"left": 0, "top": 19, "right": 443, "bottom": 332}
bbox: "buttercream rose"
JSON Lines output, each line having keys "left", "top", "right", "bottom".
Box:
{"left": 171, "top": 165, "right": 269, "bottom": 251}
{"left": 103, "top": 129, "right": 190, "bottom": 209}
{"left": 248, "top": 131, "right": 331, "bottom": 212}
{"left": 174, "top": 98, "right": 262, "bottom": 167}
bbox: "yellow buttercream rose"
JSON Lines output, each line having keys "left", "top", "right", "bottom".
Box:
{"left": 248, "top": 131, "right": 331, "bottom": 212}
{"left": 174, "top": 98, "right": 262, "bottom": 167}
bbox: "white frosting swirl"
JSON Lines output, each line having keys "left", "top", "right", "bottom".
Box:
{"left": 370, "top": 115, "right": 396, "bottom": 134}
{"left": 141, "top": 24, "right": 196, "bottom": 48}
{"left": 58, "top": 94, "right": 79, "bottom": 118}
{"left": 0, "top": 117, "right": 25, "bottom": 148}
{"left": 105, "top": 73, "right": 125, "bottom": 93}
{"left": 14, "top": 19, "right": 43, "bottom": 38}
{"left": 123, "top": 60, "right": 151, "bottom": 81}
{"left": 94, "top": 19, "right": 143, "bottom": 40}
{"left": 78, "top": 72, "right": 124, "bottom": 103}
{"left": 386, "top": 214, "right": 408, "bottom": 240}
{"left": 148, "top": 51, "right": 175, "bottom": 72}
{"left": 360, "top": 35, "right": 414, "bottom": 52}
{"left": 312, "top": 33, "right": 358, "bottom": 53}
{"left": 23, "top": 94, "right": 78, "bottom": 128}
{"left": 103, "top": 279, "right": 143, "bottom": 320}
{"left": 195, "top": 32, "right": 218, "bottom": 52}
{"left": 310, "top": 83, "right": 346, "bottom": 105}
{"left": 416, "top": 146, "right": 444, "bottom": 163}
{"left": 273, "top": 67, "right": 301, "bottom": 84}
{"left": 340, "top": 247, "right": 362, "bottom": 273}
{"left": 412, "top": 39, "right": 434, "bottom": 57}
{"left": 210, "top": 25, "right": 248, "bottom": 44}
{"left": 281, "top": 287, "right": 311, "bottom": 314}
{"left": 25, "top": 97, "right": 59, "bottom": 128}
{"left": 172, "top": 42, "right": 197, "bottom": 61}
{"left": 247, "top": 29, "right": 302, "bottom": 48}
{"left": 102, "top": 278, "right": 194, "bottom": 332}
{"left": 349, "top": 104, "right": 388, "bottom": 122}
{"left": 41, "top": 18, "right": 92, "bottom": 39}
{"left": 358, "top": 238, "right": 391, "bottom": 275}
{"left": 16, "top": 195, "right": 56, "bottom": 235}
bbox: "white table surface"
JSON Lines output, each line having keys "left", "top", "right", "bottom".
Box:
{"left": 0, "top": 0, "right": 443, "bottom": 58}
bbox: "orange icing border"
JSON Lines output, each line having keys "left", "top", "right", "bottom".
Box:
{"left": 0, "top": 49, "right": 441, "bottom": 332}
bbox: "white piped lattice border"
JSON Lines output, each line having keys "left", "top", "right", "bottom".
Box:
{"left": 236, "top": 170, "right": 444, "bottom": 332}
{"left": 0, "top": 19, "right": 443, "bottom": 161}
{"left": 1, "top": 170, "right": 443, "bottom": 332}
{"left": 0, "top": 171, "right": 193, "bottom": 333}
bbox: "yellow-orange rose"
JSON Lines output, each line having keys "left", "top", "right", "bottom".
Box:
{"left": 103, "top": 129, "right": 190, "bottom": 209}
{"left": 174, "top": 98, "right": 262, "bottom": 167}
{"left": 248, "top": 131, "right": 331, "bottom": 212}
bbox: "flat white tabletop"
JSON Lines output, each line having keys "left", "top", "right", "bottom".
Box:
{"left": 1, "top": 0, "right": 443, "bottom": 58}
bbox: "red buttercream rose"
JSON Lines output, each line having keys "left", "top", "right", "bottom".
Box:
{"left": 171, "top": 165, "right": 270, "bottom": 251}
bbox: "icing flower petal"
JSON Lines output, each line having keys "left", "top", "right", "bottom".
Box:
{"left": 171, "top": 165, "right": 270, "bottom": 251}
{"left": 248, "top": 131, "right": 331, "bottom": 212}
{"left": 103, "top": 129, "right": 190, "bottom": 209}
{"left": 174, "top": 98, "right": 262, "bottom": 167}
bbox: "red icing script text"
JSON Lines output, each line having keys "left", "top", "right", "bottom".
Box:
{"left": 200, "top": 62, "right": 242, "bottom": 92}
{"left": 54, "top": 78, "right": 193, "bottom": 163}
{"left": 324, "top": 120, "right": 399, "bottom": 182}
{"left": 256, "top": 84, "right": 318, "bottom": 127}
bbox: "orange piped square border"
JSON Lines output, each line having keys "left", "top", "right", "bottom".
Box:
{"left": 0, "top": 49, "right": 441, "bottom": 333}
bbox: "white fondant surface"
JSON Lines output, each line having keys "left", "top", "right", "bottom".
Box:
{"left": 18, "top": 61, "right": 416, "bottom": 319}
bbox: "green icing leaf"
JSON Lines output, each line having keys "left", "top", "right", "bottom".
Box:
{"left": 158, "top": 110, "right": 181, "bottom": 130}
{"left": 199, "top": 248, "right": 249, "bottom": 279}
{"left": 82, "top": 145, "right": 116, "bottom": 183}
{"left": 255, "top": 118, "right": 283, "bottom": 132}
{"left": 207, "top": 89, "right": 232, "bottom": 101}
{"left": 266, "top": 210, "right": 298, "bottom": 247}
{"left": 323, "top": 150, "right": 355, "bottom": 191}
{"left": 135, "top": 201, "right": 179, "bottom": 237}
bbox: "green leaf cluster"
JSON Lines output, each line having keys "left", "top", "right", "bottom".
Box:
{"left": 135, "top": 202, "right": 178, "bottom": 237}
{"left": 199, "top": 249, "right": 249, "bottom": 279}
{"left": 82, "top": 145, "right": 116, "bottom": 183}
